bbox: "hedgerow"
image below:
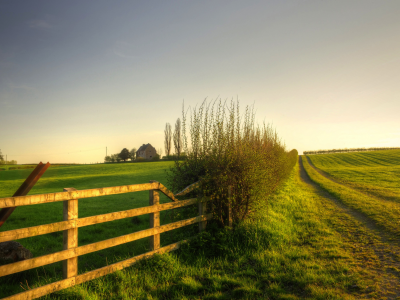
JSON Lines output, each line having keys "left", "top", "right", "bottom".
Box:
{"left": 167, "top": 99, "right": 297, "bottom": 226}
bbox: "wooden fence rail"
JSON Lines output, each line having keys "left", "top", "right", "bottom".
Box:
{"left": 0, "top": 181, "right": 210, "bottom": 300}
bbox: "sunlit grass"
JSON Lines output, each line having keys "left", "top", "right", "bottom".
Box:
{"left": 306, "top": 150, "right": 400, "bottom": 202}
{"left": 1, "top": 163, "right": 376, "bottom": 299}
{"left": 302, "top": 156, "right": 400, "bottom": 238}
{"left": 1, "top": 161, "right": 387, "bottom": 298}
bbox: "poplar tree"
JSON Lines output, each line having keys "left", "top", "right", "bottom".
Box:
{"left": 164, "top": 123, "right": 172, "bottom": 157}
{"left": 173, "top": 118, "right": 182, "bottom": 158}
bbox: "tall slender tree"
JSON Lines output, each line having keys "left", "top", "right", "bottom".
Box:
{"left": 173, "top": 118, "right": 182, "bottom": 158}
{"left": 164, "top": 123, "right": 172, "bottom": 157}
{"left": 0, "top": 149, "right": 4, "bottom": 162}
{"left": 130, "top": 148, "right": 137, "bottom": 161}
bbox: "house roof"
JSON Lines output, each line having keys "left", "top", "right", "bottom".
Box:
{"left": 136, "top": 143, "right": 153, "bottom": 152}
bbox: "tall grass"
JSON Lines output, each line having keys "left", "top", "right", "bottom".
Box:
{"left": 167, "top": 99, "right": 297, "bottom": 225}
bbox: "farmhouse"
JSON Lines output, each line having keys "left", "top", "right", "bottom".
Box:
{"left": 136, "top": 143, "right": 157, "bottom": 159}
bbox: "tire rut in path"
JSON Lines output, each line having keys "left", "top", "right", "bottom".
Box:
{"left": 305, "top": 156, "right": 398, "bottom": 204}
{"left": 298, "top": 156, "right": 400, "bottom": 299}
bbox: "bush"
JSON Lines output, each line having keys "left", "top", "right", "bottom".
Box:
{"left": 163, "top": 153, "right": 187, "bottom": 161}
{"left": 167, "top": 99, "right": 297, "bottom": 226}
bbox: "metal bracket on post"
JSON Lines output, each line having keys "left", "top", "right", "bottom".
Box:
{"left": 149, "top": 180, "right": 160, "bottom": 251}
{"left": 0, "top": 162, "right": 50, "bottom": 228}
{"left": 63, "top": 187, "right": 78, "bottom": 279}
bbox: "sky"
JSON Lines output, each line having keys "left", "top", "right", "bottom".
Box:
{"left": 1, "top": 0, "right": 399, "bottom": 164}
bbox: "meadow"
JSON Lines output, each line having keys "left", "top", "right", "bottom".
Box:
{"left": 0, "top": 165, "right": 37, "bottom": 171}
{"left": 306, "top": 150, "right": 400, "bottom": 202}
{"left": 0, "top": 161, "right": 201, "bottom": 298}
{"left": 301, "top": 152, "right": 400, "bottom": 298}
{"left": 0, "top": 160, "right": 388, "bottom": 299}
{"left": 302, "top": 153, "right": 400, "bottom": 238}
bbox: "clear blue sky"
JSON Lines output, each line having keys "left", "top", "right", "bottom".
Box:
{"left": 1, "top": 0, "right": 399, "bottom": 163}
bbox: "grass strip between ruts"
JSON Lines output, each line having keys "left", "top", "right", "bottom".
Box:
{"left": 302, "top": 156, "right": 400, "bottom": 239}
{"left": 306, "top": 151, "right": 400, "bottom": 203}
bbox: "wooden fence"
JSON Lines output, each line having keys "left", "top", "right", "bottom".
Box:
{"left": 0, "top": 181, "right": 211, "bottom": 300}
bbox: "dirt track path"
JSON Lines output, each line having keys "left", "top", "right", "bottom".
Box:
{"left": 304, "top": 156, "right": 343, "bottom": 184}
{"left": 298, "top": 156, "right": 400, "bottom": 299}
{"left": 304, "top": 156, "right": 399, "bottom": 205}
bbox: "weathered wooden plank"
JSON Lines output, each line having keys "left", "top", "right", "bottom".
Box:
{"left": 1, "top": 278, "right": 75, "bottom": 300}
{"left": 175, "top": 180, "right": 200, "bottom": 196}
{"left": 149, "top": 181, "right": 160, "bottom": 251}
{"left": 77, "top": 198, "right": 197, "bottom": 227}
{"left": 157, "top": 183, "right": 179, "bottom": 202}
{"left": 0, "top": 214, "right": 212, "bottom": 277}
{"left": 0, "top": 162, "right": 50, "bottom": 228}
{"left": 0, "top": 199, "right": 198, "bottom": 243}
{"left": 75, "top": 240, "right": 187, "bottom": 284}
{"left": 62, "top": 188, "right": 78, "bottom": 279}
{"left": 2, "top": 241, "right": 188, "bottom": 300}
{"left": 0, "top": 221, "right": 74, "bottom": 243}
{"left": 0, "top": 182, "right": 159, "bottom": 208}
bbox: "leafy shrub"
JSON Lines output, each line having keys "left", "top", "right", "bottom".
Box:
{"left": 167, "top": 99, "right": 297, "bottom": 226}
{"left": 162, "top": 153, "right": 187, "bottom": 161}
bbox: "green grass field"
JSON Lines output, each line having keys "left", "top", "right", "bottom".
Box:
{"left": 0, "top": 164, "right": 37, "bottom": 171}
{"left": 0, "top": 161, "right": 201, "bottom": 298}
{"left": 301, "top": 152, "right": 400, "bottom": 299}
{"left": 1, "top": 160, "right": 389, "bottom": 299}
{"left": 306, "top": 150, "right": 400, "bottom": 202}
{"left": 302, "top": 156, "right": 400, "bottom": 238}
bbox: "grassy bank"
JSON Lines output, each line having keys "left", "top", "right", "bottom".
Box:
{"left": 1, "top": 162, "right": 375, "bottom": 299}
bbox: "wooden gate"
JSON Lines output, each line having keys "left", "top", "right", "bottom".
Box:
{"left": 0, "top": 181, "right": 210, "bottom": 300}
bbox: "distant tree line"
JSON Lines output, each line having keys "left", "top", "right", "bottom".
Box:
{"left": 104, "top": 148, "right": 137, "bottom": 163}
{"left": 104, "top": 147, "right": 165, "bottom": 163}
{"left": 304, "top": 147, "right": 400, "bottom": 155}
{"left": 103, "top": 116, "right": 185, "bottom": 164}
{"left": 0, "top": 149, "right": 17, "bottom": 165}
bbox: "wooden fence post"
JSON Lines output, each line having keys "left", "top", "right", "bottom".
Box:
{"left": 198, "top": 198, "right": 207, "bottom": 233}
{"left": 227, "top": 186, "right": 232, "bottom": 227}
{"left": 63, "top": 188, "right": 78, "bottom": 279}
{"left": 149, "top": 180, "right": 160, "bottom": 251}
